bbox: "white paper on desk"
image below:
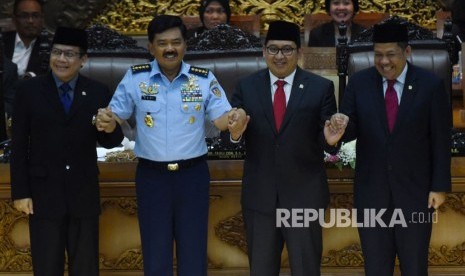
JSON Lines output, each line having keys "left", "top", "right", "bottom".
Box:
{"left": 96, "top": 146, "right": 125, "bottom": 162}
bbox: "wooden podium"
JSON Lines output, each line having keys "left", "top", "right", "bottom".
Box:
{"left": 1, "top": 160, "right": 465, "bottom": 275}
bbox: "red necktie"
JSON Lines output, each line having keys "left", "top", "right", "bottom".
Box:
{"left": 385, "top": 79, "right": 398, "bottom": 133}
{"left": 273, "top": 80, "right": 286, "bottom": 131}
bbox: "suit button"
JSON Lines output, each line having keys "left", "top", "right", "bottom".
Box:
{"left": 65, "top": 165, "right": 70, "bottom": 170}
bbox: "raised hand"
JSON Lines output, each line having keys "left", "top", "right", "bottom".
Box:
{"left": 95, "top": 107, "right": 117, "bottom": 133}
{"left": 228, "top": 108, "right": 250, "bottom": 140}
{"left": 324, "top": 113, "right": 349, "bottom": 146}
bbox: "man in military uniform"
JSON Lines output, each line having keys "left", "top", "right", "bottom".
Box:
{"left": 102, "top": 15, "right": 246, "bottom": 276}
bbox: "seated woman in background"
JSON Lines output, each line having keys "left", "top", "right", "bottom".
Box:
{"left": 187, "top": 0, "right": 231, "bottom": 38}
{"left": 309, "top": 0, "right": 365, "bottom": 47}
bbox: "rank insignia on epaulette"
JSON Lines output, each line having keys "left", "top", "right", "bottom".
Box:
{"left": 189, "top": 66, "right": 209, "bottom": 78}
{"left": 131, "top": 64, "right": 151, "bottom": 73}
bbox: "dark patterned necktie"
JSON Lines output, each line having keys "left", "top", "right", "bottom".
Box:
{"left": 273, "top": 80, "right": 286, "bottom": 131}
{"left": 60, "top": 83, "right": 72, "bottom": 113}
{"left": 385, "top": 79, "right": 398, "bottom": 133}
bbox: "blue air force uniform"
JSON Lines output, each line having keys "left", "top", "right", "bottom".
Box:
{"left": 110, "top": 60, "right": 231, "bottom": 276}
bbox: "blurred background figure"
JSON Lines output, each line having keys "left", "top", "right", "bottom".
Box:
{"left": 187, "top": 0, "right": 231, "bottom": 38}
{"left": 309, "top": 0, "right": 364, "bottom": 47}
{"left": 2, "top": 0, "right": 47, "bottom": 78}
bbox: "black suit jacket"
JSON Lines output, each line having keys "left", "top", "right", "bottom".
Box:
{"left": 340, "top": 64, "right": 451, "bottom": 214}
{"left": 309, "top": 22, "right": 365, "bottom": 47}
{"left": 1, "top": 58, "right": 18, "bottom": 141}
{"left": 3, "top": 57, "right": 19, "bottom": 116}
{"left": 231, "top": 67, "right": 337, "bottom": 213}
{"left": 2, "top": 31, "right": 48, "bottom": 76}
{"left": 10, "top": 73, "right": 123, "bottom": 218}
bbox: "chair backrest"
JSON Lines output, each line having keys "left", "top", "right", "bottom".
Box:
{"left": 338, "top": 16, "right": 453, "bottom": 103}
{"left": 304, "top": 12, "right": 389, "bottom": 46}
{"left": 181, "top": 14, "right": 261, "bottom": 37}
{"left": 348, "top": 49, "right": 451, "bottom": 95}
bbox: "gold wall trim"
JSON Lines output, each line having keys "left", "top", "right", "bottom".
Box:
{"left": 92, "top": 0, "right": 442, "bottom": 35}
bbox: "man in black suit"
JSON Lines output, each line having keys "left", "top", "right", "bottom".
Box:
{"left": 333, "top": 21, "right": 451, "bottom": 275}
{"left": 3, "top": 0, "right": 47, "bottom": 78}
{"left": 10, "top": 27, "right": 123, "bottom": 276}
{"left": 229, "top": 20, "right": 342, "bottom": 276}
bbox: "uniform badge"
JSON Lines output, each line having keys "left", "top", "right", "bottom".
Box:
{"left": 194, "top": 103, "right": 201, "bottom": 111}
{"left": 211, "top": 87, "right": 222, "bottom": 97}
{"left": 183, "top": 104, "right": 189, "bottom": 111}
{"left": 144, "top": 113, "right": 154, "bottom": 127}
{"left": 140, "top": 82, "right": 159, "bottom": 101}
{"left": 189, "top": 116, "right": 196, "bottom": 124}
{"left": 210, "top": 79, "right": 219, "bottom": 89}
{"left": 181, "top": 75, "right": 203, "bottom": 102}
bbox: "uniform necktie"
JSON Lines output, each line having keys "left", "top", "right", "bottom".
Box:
{"left": 385, "top": 79, "right": 398, "bottom": 133}
{"left": 273, "top": 80, "right": 286, "bottom": 131}
{"left": 60, "top": 83, "right": 72, "bottom": 113}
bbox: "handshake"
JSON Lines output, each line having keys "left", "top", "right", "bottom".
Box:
{"left": 227, "top": 108, "right": 250, "bottom": 141}
{"left": 324, "top": 113, "right": 349, "bottom": 146}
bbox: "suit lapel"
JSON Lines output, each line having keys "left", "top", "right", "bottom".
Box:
{"left": 41, "top": 74, "right": 65, "bottom": 114}
{"left": 391, "top": 66, "right": 417, "bottom": 134}
{"left": 68, "top": 75, "right": 87, "bottom": 118}
{"left": 280, "top": 68, "right": 306, "bottom": 133}
{"left": 256, "top": 72, "right": 278, "bottom": 133}
{"left": 372, "top": 74, "right": 389, "bottom": 134}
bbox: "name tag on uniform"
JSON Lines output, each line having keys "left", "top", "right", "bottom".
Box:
{"left": 141, "top": 95, "right": 157, "bottom": 101}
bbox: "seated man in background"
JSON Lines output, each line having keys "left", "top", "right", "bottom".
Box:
{"left": 186, "top": 0, "right": 231, "bottom": 38}
{"left": 3, "top": 0, "right": 48, "bottom": 78}
{"left": 309, "top": 0, "right": 365, "bottom": 47}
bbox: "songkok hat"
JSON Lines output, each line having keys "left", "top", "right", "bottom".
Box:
{"left": 325, "top": 0, "right": 359, "bottom": 14}
{"left": 373, "top": 22, "right": 409, "bottom": 43}
{"left": 52, "top": 26, "right": 88, "bottom": 52}
{"left": 265, "top": 20, "right": 301, "bottom": 48}
{"left": 199, "top": 0, "right": 231, "bottom": 24}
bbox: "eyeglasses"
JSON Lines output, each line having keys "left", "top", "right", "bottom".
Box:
{"left": 15, "top": 12, "right": 42, "bottom": 21}
{"left": 266, "top": 46, "right": 296, "bottom": 56}
{"left": 51, "top": 48, "right": 82, "bottom": 59}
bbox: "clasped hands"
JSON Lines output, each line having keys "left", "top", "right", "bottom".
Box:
{"left": 325, "top": 113, "right": 349, "bottom": 146}
{"left": 228, "top": 108, "right": 249, "bottom": 141}
{"left": 95, "top": 107, "right": 117, "bottom": 133}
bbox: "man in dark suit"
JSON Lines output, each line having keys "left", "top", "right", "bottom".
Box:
{"left": 229, "top": 20, "right": 342, "bottom": 276}
{"left": 3, "top": 0, "right": 47, "bottom": 78}
{"left": 10, "top": 27, "right": 123, "bottom": 276}
{"left": 333, "top": 21, "right": 451, "bottom": 275}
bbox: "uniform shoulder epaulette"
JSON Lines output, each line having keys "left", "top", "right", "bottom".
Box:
{"left": 189, "top": 66, "right": 209, "bottom": 78}
{"left": 131, "top": 64, "right": 151, "bottom": 74}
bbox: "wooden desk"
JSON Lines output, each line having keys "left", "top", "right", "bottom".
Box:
{"left": 0, "top": 160, "right": 464, "bottom": 275}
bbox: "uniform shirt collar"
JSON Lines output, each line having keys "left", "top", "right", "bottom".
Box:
{"left": 151, "top": 60, "right": 190, "bottom": 81}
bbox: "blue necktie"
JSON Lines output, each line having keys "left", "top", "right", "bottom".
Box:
{"left": 60, "top": 83, "right": 72, "bottom": 113}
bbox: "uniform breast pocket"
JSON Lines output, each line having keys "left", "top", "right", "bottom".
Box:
{"left": 140, "top": 101, "right": 161, "bottom": 128}
{"left": 180, "top": 102, "right": 204, "bottom": 126}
